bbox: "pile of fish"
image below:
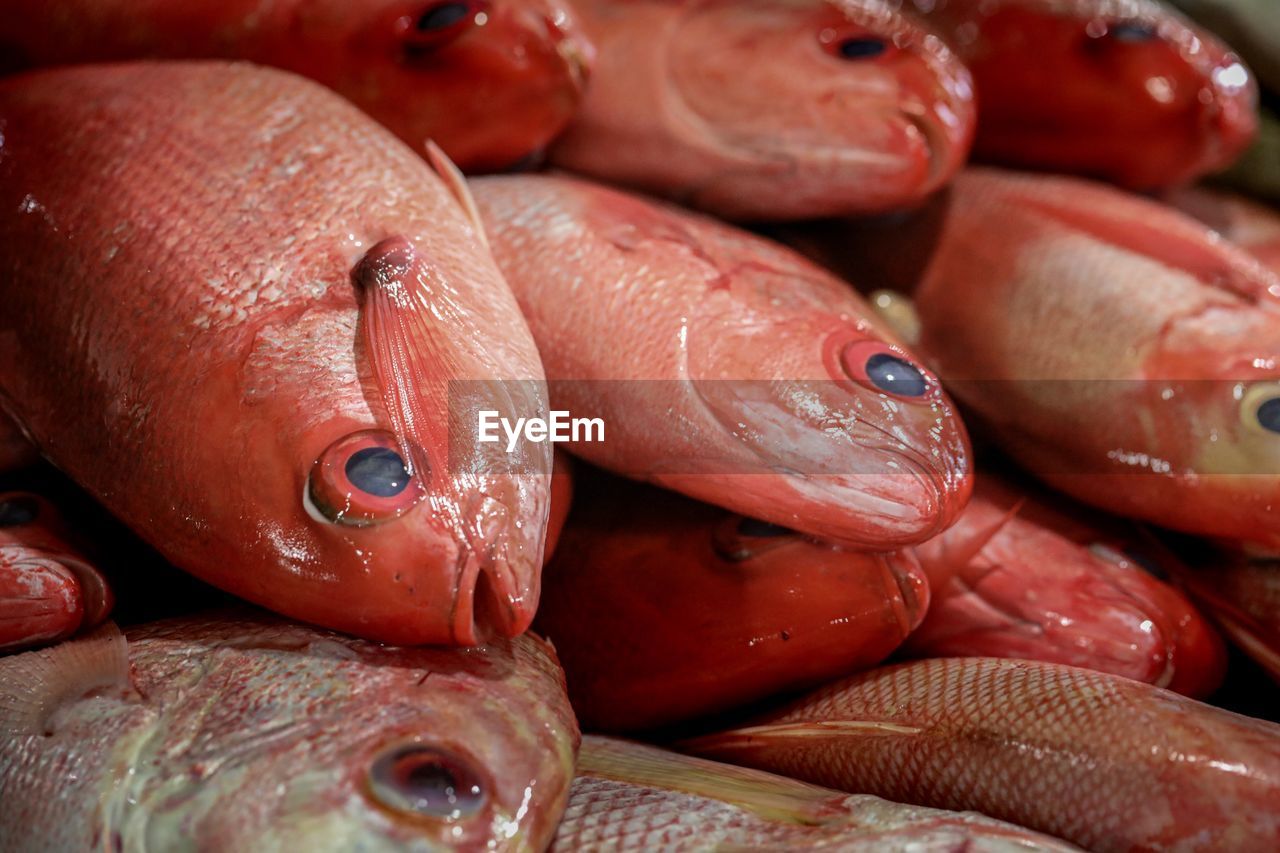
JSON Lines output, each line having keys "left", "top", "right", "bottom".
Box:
{"left": 1, "top": 0, "right": 1278, "bottom": 850}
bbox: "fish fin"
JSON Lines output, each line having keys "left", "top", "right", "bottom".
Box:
{"left": 682, "top": 719, "right": 923, "bottom": 758}
{"left": 579, "top": 736, "right": 856, "bottom": 826}
{"left": 0, "top": 622, "right": 133, "bottom": 736}
{"left": 424, "top": 140, "right": 491, "bottom": 254}
{"left": 867, "top": 289, "right": 921, "bottom": 347}
{"left": 918, "top": 499, "right": 1023, "bottom": 589}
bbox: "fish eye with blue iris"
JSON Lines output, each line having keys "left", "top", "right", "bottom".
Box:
{"left": 865, "top": 352, "right": 928, "bottom": 397}
{"left": 0, "top": 495, "right": 38, "bottom": 527}
{"left": 1257, "top": 397, "right": 1280, "bottom": 435}
{"left": 835, "top": 37, "right": 888, "bottom": 60}
{"left": 366, "top": 743, "right": 488, "bottom": 821}
{"left": 306, "top": 429, "right": 425, "bottom": 526}
{"left": 1104, "top": 21, "right": 1158, "bottom": 43}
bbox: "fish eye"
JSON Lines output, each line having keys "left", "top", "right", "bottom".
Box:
{"left": 1240, "top": 383, "right": 1280, "bottom": 436}
{"left": 1105, "top": 22, "right": 1158, "bottom": 43}
{"left": 818, "top": 28, "right": 894, "bottom": 62}
{"left": 400, "top": 1, "right": 485, "bottom": 55}
{"left": 836, "top": 338, "right": 930, "bottom": 398}
{"left": 306, "top": 430, "right": 425, "bottom": 526}
{"left": 713, "top": 515, "right": 796, "bottom": 562}
{"left": 366, "top": 743, "right": 487, "bottom": 821}
{"left": 0, "top": 494, "right": 38, "bottom": 527}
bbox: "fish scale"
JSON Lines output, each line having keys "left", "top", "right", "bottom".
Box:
{"left": 686, "top": 656, "right": 1280, "bottom": 850}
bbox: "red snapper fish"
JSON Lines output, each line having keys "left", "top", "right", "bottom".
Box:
{"left": 553, "top": 736, "right": 1078, "bottom": 850}
{"left": 535, "top": 471, "right": 928, "bottom": 731}
{"left": 0, "top": 63, "right": 551, "bottom": 645}
{"left": 0, "top": 492, "right": 112, "bottom": 653}
{"left": 0, "top": 613, "right": 579, "bottom": 850}
{"left": 900, "top": 0, "right": 1258, "bottom": 188}
{"left": 0, "top": 0, "right": 593, "bottom": 172}
{"left": 472, "top": 173, "right": 973, "bottom": 550}
{"left": 548, "top": 0, "right": 976, "bottom": 220}
{"left": 1167, "top": 185, "right": 1280, "bottom": 273}
{"left": 906, "top": 473, "right": 1226, "bottom": 697}
{"left": 685, "top": 657, "right": 1280, "bottom": 851}
{"left": 794, "top": 168, "right": 1280, "bottom": 551}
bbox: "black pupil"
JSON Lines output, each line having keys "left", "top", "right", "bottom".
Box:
{"left": 418, "top": 2, "right": 472, "bottom": 31}
{"left": 838, "top": 37, "right": 887, "bottom": 59}
{"left": 372, "top": 745, "right": 484, "bottom": 818}
{"left": 737, "top": 517, "right": 792, "bottom": 538}
{"left": 865, "top": 353, "right": 927, "bottom": 397}
{"left": 1258, "top": 398, "right": 1280, "bottom": 434}
{"left": 0, "top": 497, "right": 38, "bottom": 527}
{"left": 1108, "top": 22, "right": 1157, "bottom": 43}
{"left": 345, "top": 447, "right": 411, "bottom": 497}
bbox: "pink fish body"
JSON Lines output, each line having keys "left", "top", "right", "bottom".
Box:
{"left": 549, "top": 0, "right": 976, "bottom": 220}
{"left": 0, "top": 614, "right": 579, "bottom": 850}
{"left": 0, "top": 63, "right": 551, "bottom": 645}
{"left": 0, "top": 492, "right": 112, "bottom": 653}
{"left": 1168, "top": 186, "right": 1280, "bottom": 274}
{"left": 907, "top": 473, "right": 1226, "bottom": 697}
{"left": 0, "top": 0, "right": 594, "bottom": 172}
{"left": 687, "top": 656, "right": 1280, "bottom": 851}
{"left": 903, "top": 0, "right": 1258, "bottom": 188}
{"left": 473, "top": 173, "right": 973, "bottom": 549}
{"left": 553, "top": 736, "right": 1078, "bottom": 851}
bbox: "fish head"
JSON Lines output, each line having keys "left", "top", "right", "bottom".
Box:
{"left": 232, "top": 304, "right": 546, "bottom": 647}
{"left": 299, "top": 0, "right": 594, "bottom": 170}
{"left": 682, "top": 247, "right": 973, "bottom": 546}
{"left": 659, "top": 0, "right": 975, "bottom": 215}
{"left": 950, "top": 0, "right": 1257, "bottom": 187}
{"left": 0, "top": 491, "right": 112, "bottom": 644}
{"left": 115, "top": 620, "right": 577, "bottom": 850}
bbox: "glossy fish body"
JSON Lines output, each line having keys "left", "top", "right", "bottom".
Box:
{"left": 549, "top": 0, "right": 975, "bottom": 220}
{"left": 473, "top": 173, "right": 972, "bottom": 549}
{"left": 686, "top": 657, "right": 1280, "bottom": 851}
{"left": 552, "top": 736, "right": 1078, "bottom": 851}
{"left": 0, "top": 417, "right": 37, "bottom": 471}
{"left": 1167, "top": 185, "right": 1280, "bottom": 274}
{"left": 802, "top": 168, "right": 1280, "bottom": 550}
{"left": 903, "top": 0, "right": 1257, "bottom": 188}
{"left": 0, "top": 0, "right": 592, "bottom": 172}
{"left": 0, "top": 613, "right": 579, "bottom": 851}
{"left": 0, "top": 63, "right": 550, "bottom": 645}
{"left": 0, "top": 492, "right": 112, "bottom": 653}
{"left": 1167, "top": 553, "right": 1280, "bottom": 684}
{"left": 907, "top": 473, "right": 1226, "bottom": 697}
{"left": 535, "top": 472, "right": 928, "bottom": 731}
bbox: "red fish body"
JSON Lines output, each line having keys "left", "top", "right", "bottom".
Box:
{"left": 0, "top": 0, "right": 593, "bottom": 172}
{"left": 903, "top": 0, "right": 1258, "bottom": 188}
{"left": 0, "top": 492, "right": 112, "bottom": 653}
{"left": 0, "top": 418, "right": 36, "bottom": 471}
{"left": 0, "top": 613, "right": 579, "bottom": 850}
{"left": 0, "top": 63, "right": 551, "bottom": 645}
{"left": 1168, "top": 185, "right": 1280, "bottom": 273}
{"left": 473, "top": 173, "right": 973, "bottom": 549}
{"left": 549, "top": 0, "right": 975, "bottom": 220}
{"left": 535, "top": 473, "right": 928, "bottom": 731}
{"left": 907, "top": 473, "right": 1226, "bottom": 697}
{"left": 554, "top": 737, "right": 1077, "bottom": 850}
{"left": 799, "top": 168, "right": 1280, "bottom": 550}
{"left": 686, "top": 657, "right": 1280, "bottom": 851}
{"left": 1166, "top": 553, "right": 1280, "bottom": 684}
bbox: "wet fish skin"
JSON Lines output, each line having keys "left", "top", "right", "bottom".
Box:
{"left": 685, "top": 656, "right": 1280, "bottom": 851}
{"left": 473, "top": 172, "right": 973, "bottom": 550}
{"left": 552, "top": 736, "right": 1079, "bottom": 851}
{"left": 550, "top": 0, "right": 976, "bottom": 220}
{"left": 0, "top": 62, "right": 550, "bottom": 645}
{"left": 902, "top": 0, "right": 1258, "bottom": 188}
{"left": 0, "top": 491, "right": 113, "bottom": 653}
{"left": 0, "top": 0, "right": 594, "bottom": 172}
{"left": 535, "top": 472, "right": 928, "bottom": 731}
{"left": 0, "top": 613, "right": 579, "bottom": 851}
{"left": 907, "top": 473, "right": 1226, "bottom": 698}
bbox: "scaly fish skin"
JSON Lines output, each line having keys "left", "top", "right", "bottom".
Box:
{"left": 550, "top": 0, "right": 976, "bottom": 220}
{"left": 907, "top": 473, "right": 1226, "bottom": 697}
{"left": 535, "top": 473, "right": 928, "bottom": 731}
{"left": 0, "top": 492, "right": 113, "bottom": 653}
{"left": 0, "top": 613, "right": 579, "bottom": 852}
{"left": 473, "top": 173, "right": 973, "bottom": 550}
{"left": 0, "top": 0, "right": 593, "bottom": 172}
{"left": 903, "top": 0, "right": 1258, "bottom": 188}
{"left": 0, "top": 63, "right": 550, "bottom": 645}
{"left": 686, "top": 656, "right": 1280, "bottom": 851}
{"left": 552, "top": 736, "right": 1079, "bottom": 851}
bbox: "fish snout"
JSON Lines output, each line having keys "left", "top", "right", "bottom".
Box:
{"left": 0, "top": 547, "right": 112, "bottom": 651}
